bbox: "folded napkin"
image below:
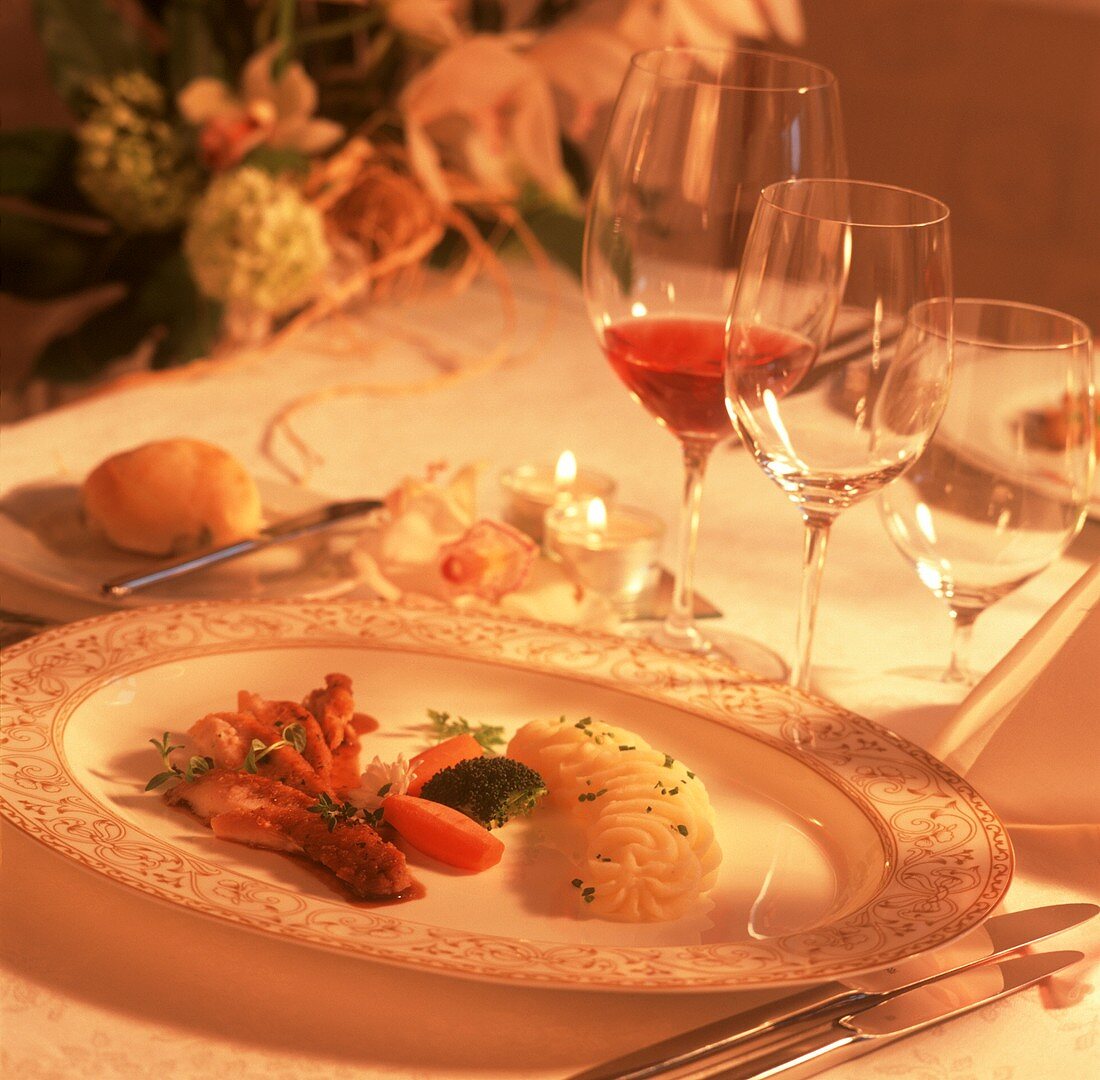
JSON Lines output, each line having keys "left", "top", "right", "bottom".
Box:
{"left": 928, "top": 558, "right": 1100, "bottom": 1000}
{"left": 929, "top": 558, "right": 1099, "bottom": 821}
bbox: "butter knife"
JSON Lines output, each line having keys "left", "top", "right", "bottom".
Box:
{"left": 716, "top": 949, "right": 1083, "bottom": 1080}
{"left": 101, "top": 498, "right": 384, "bottom": 598}
{"left": 572, "top": 903, "right": 1097, "bottom": 1080}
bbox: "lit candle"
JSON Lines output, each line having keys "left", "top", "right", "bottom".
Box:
{"left": 499, "top": 452, "right": 616, "bottom": 543}
{"left": 544, "top": 497, "right": 665, "bottom": 613}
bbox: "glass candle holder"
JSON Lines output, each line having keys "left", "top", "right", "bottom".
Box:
{"left": 544, "top": 498, "right": 665, "bottom": 613}
{"left": 499, "top": 455, "right": 617, "bottom": 543}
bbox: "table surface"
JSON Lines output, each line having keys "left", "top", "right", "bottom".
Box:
{"left": 2, "top": 266, "right": 1097, "bottom": 1080}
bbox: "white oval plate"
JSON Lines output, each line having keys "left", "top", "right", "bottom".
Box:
{"left": 0, "top": 600, "right": 1012, "bottom": 991}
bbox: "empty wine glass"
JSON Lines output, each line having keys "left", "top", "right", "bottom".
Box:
{"left": 725, "top": 179, "right": 954, "bottom": 692}
{"left": 879, "top": 299, "right": 1095, "bottom": 684}
{"left": 583, "top": 47, "right": 845, "bottom": 675}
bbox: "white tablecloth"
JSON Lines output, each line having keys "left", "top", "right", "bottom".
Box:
{"left": 2, "top": 267, "right": 1097, "bottom": 1079}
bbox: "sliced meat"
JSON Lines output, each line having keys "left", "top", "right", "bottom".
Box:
{"left": 303, "top": 673, "right": 356, "bottom": 749}
{"left": 167, "top": 768, "right": 412, "bottom": 899}
{"left": 191, "top": 703, "right": 332, "bottom": 796}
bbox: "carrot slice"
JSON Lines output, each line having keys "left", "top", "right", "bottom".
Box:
{"left": 383, "top": 794, "right": 504, "bottom": 871}
{"left": 406, "top": 733, "right": 483, "bottom": 796}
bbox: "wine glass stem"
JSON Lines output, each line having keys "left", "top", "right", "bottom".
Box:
{"left": 665, "top": 439, "right": 712, "bottom": 646}
{"left": 792, "top": 514, "right": 832, "bottom": 693}
{"left": 945, "top": 605, "right": 981, "bottom": 684}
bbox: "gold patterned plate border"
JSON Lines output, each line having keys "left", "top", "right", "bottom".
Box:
{"left": 0, "top": 599, "right": 1013, "bottom": 991}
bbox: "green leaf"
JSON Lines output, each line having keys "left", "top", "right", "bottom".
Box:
{"left": 469, "top": 0, "right": 504, "bottom": 32}
{"left": 124, "top": 251, "right": 222, "bottom": 370}
{"left": 31, "top": 0, "right": 154, "bottom": 113}
{"left": 0, "top": 129, "right": 92, "bottom": 214}
{"left": 0, "top": 129, "right": 77, "bottom": 198}
{"left": 185, "top": 755, "right": 214, "bottom": 781}
{"left": 33, "top": 294, "right": 145, "bottom": 381}
{"left": 271, "top": 0, "right": 296, "bottom": 79}
{"left": 145, "top": 770, "right": 181, "bottom": 791}
{"left": 165, "top": 0, "right": 229, "bottom": 94}
{"left": 31, "top": 244, "right": 218, "bottom": 381}
{"left": 242, "top": 145, "right": 311, "bottom": 177}
{"left": 522, "top": 203, "right": 585, "bottom": 279}
{"left": 0, "top": 212, "right": 111, "bottom": 299}
{"left": 281, "top": 722, "right": 307, "bottom": 753}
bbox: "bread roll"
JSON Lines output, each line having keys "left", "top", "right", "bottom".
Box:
{"left": 82, "top": 439, "right": 263, "bottom": 556}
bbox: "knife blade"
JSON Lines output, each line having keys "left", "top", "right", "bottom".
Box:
{"left": 101, "top": 498, "right": 384, "bottom": 598}
{"left": 716, "top": 949, "right": 1083, "bottom": 1080}
{"left": 570, "top": 903, "right": 1097, "bottom": 1080}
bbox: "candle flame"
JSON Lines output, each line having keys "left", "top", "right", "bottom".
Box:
{"left": 586, "top": 497, "right": 608, "bottom": 532}
{"left": 555, "top": 450, "right": 577, "bottom": 488}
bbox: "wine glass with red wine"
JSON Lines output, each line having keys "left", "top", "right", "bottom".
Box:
{"left": 584, "top": 47, "right": 845, "bottom": 671}
{"left": 726, "top": 179, "right": 955, "bottom": 693}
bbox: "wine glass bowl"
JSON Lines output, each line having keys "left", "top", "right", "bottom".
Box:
{"left": 725, "top": 179, "right": 955, "bottom": 691}
{"left": 878, "top": 299, "right": 1095, "bottom": 684}
{"left": 583, "top": 47, "right": 845, "bottom": 672}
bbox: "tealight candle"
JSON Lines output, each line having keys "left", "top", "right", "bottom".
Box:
{"left": 499, "top": 451, "right": 617, "bottom": 543}
{"left": 544, "top": 497, "right": 665, "bottom": 613}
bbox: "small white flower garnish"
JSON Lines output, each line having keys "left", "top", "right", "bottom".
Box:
{"left": 347, "top": 754, "right": 416, "bottom": 811}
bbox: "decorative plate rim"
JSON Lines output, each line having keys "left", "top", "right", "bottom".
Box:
{"left": 0, "top": 598, "right": 1013, "bottom": 992}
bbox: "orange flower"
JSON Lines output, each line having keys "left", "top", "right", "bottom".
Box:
{"left": 438, "top": 520, "right": 538, "bottom": 601}
{"left": 179, "top": 44, "right": 344, "bottom": 170}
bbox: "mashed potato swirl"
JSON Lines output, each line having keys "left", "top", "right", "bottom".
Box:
{"left": 508, "top": 717, "right": 721, "bottom": 922}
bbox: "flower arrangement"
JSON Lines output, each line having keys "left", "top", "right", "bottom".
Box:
{"left": 2, "top": 0, "right": 802, "bottom": 386}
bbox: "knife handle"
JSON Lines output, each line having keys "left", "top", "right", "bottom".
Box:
{"left": 710, "top": 1024, "right": 861, "bottom": 1080}
{"left": 100, "top": 498, "right": 384, "bottom": 598}
{"left": 102, "top": 539, "right": 263, "bottom": 597}
{"left": 570, "top": 985, "right": 856, "bottom": 1080}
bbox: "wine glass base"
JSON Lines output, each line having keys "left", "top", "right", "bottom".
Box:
{"left": 890, "top": 664, "right": 981, "bottom": 689}
{"left": 632, "top": 622, "right": 789, "bottom": 681}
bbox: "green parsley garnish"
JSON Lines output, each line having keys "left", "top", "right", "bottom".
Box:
{"left": 306, "top": 792, "right": 361, "bottom": 832}
{"left": 427, "top": 708, "right": 505, "bottom": 751}
{"left": 144, "top": 732, "right": 214, "bottom": 790}
{"left": 577, "top": 788, "right": 608, "bottom": 803}
{"left": 242, "top": 736, "right": 292, "bottom": 774}
{"left": 280, "top": 722, "right": 307, "bottom": 753}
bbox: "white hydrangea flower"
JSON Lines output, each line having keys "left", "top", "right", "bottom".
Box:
{"left": 76, "top": 71, "right": 202, "bottom": 233}
{"left": 184, "top": 167, "right": 330, "bottom": 315}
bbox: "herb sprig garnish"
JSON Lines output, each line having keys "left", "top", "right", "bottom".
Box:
{"left": 427, "top": 708, "right": 505, "bottom": 751}
{"left": 145, "top": 732, "right": 214, "bottom": 790}
{"left": 241, "top": 723, "right": 309, "bottom": 772}
{"left": 145, "top": 722, "right": 308, "bottom": 791}
{"left": 306, "top": 792, "right": 362, "bottom": 832}
{"left": 280, "top": 722, "right": 307, "bottom": 753}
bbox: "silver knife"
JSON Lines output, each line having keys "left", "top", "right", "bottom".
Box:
{"left": 571, "top": 903, "right": 1097, "bottom": 1080}
{"left": 101, "top": 498, "right": 384, "bottom": 598}
{"left": 715, "top": 949, "right": 1083, "bottom": 1080}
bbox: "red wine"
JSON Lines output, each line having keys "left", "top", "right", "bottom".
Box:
{"left": 602, "top": 318, "right": 814, "bottom": 441}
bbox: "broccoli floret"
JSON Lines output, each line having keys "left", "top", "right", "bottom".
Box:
{"left": 419, "top": 757, "right": 548, "bottom": 829}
